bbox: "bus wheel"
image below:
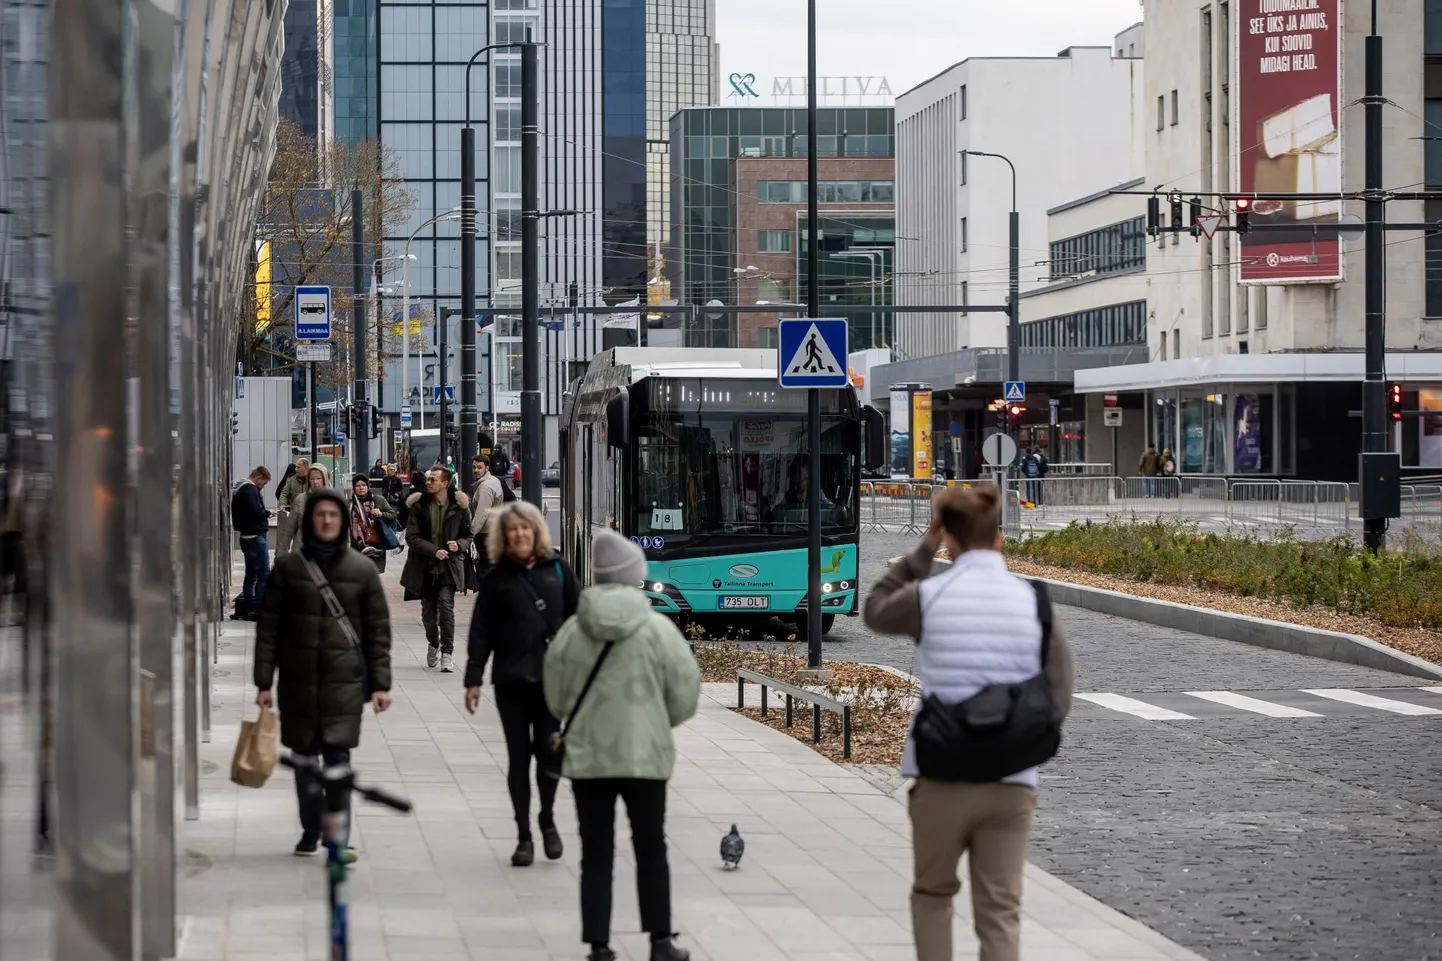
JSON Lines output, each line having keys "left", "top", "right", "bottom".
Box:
{"left": 795, "top": 613, "right": 838, "bottom": 640}
{"left": 821, "top": 614, "right": 836, "bottom": 635}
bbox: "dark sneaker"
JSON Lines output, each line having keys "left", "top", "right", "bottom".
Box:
{"left": 541, "top": 825, "right": 563, "bottom": 860}
{"left": 294, "top": 835, "right": 320, "bottom": 857}
{"left": 588, "top": 948, "right": 616, "bottom": 961}
{"left": 649, "top": 936, "right": 689, "bottom": 961}
{"left": 426, "top": 645, "right": 439, "bottom": 669}
{"left": 511, "top": 840, "right": 535, "bottom": 867}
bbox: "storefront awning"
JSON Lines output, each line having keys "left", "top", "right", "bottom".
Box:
{"left": 1074, "top": 352, "right": 1442, "bottom": 394}
{"left": 870, "top": 345, "right": 1145, "bottom": 404}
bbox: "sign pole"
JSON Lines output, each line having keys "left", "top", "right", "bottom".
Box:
{"left": 804, "top": 0, "right": 822, "bottom": 672}
{"left": 309, "top": 361, "right": 319, "bottom": 462}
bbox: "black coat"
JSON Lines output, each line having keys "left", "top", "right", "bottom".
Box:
{"left": 400, "top": 489, "right": 473, "bottom": 596}
{"left": 464, "top": 553, "right": 579, "bottom": 688}
{"left": 253, "top": 494, "right": 393, "bottom": 752}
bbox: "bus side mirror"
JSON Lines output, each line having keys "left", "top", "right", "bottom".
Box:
{"left": 605, "top": 391, "right": 630, "bottom": 449}
{"left": 862, "top": 405, "right": 886, "bottom": 473}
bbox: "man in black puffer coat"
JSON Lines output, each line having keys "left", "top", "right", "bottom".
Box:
{"left": 255, "top": 488, "right": 393, "bottom": 858}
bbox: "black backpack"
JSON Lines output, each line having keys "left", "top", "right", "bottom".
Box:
{"left": 912, "top": 581, "right": 1062, "bottom": 782}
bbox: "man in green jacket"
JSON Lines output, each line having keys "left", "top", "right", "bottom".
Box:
{"left": 543, "top": 530, "right": 700, "bottom": 961}
{"left": 275, "top": 457, "right": 309, "bottom": 556}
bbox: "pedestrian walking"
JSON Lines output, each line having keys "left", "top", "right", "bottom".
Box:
{"left": 470, "top": 454, "right": 504, "bottom": 581}
{"left": 231, "top": 466, "right": 272, "bottom": 620}
{"left": 1159, "top": 447, "right": 1177, "bottom": 493}
{"left": 863, "top": 485, "right": 1075, "bottom": 961}
{"left": 400, "top": 466, "right": 472, "bottom": 673}
{"left": 1138, "top": 443, "right": 1159, "bottom": 498}
{"left": 463, "top": 500, "right": 579, "bottom": 867}
{"left": 543, "top": 530, "right": 700, "bottom": 961}
{"left": 275, "top": 457, "right": 310, "bottom": 556}
{"left": 253, "top": 487, "right": 393, "bottom": 859}
{"left": 347, "top": 475, "right": 397, "bottom": 571}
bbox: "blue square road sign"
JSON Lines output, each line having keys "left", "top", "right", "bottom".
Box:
{"left": 295, "top": 285, "right": 332, "bottom": 341}
{"left": 777, "top": 318, "right": 849, "bottom": 389}
{"left": 1004, "top": 381, "right": 1026, "bottom": 403}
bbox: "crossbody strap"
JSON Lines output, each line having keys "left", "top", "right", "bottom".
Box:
{"left": 516, "top": 560, "right": 564, "bottom": 635}
{"left": 1030, "top": 579, "right": 1053, "bottom": 666}
{"left": 300, "top": 555, "right": 364, "bottom": 653}
{"left": 561, "top": 641, "right": 615, "bottom": 737}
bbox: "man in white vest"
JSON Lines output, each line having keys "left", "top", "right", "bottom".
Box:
{"left": 864, "top": 485, "right": 1075, "bottom": 961}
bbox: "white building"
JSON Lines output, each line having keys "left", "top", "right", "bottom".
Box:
{"left": 892, "top": 33, "right": 1145, "bottom": 359}
{"left": 1075, "top": 0, "right": 1441, "bottom": 480}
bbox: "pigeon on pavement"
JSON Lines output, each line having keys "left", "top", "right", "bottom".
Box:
{"left": 720, "top": 824, "right": 744, "bottom": 870}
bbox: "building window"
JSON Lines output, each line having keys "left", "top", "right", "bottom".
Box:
{"left": 495, "top": 107, "right": 520, "bottom": 142}
{"left": 1018, "top": 301, "right": 1147, "bottom": 349}
{"left": 756, "top": 180, "right": 895, "bottom": 204}
{"left": 959, "top": 84, "right": 967, "bottom": 121}
{"left": 495, "top": 62, "right": 521, "bottom": 99}
{"left": 757, "top": 229, "right": 791, "bottom": 253}
{"left": 1428, "top": 100, "right": 1442, "bottom": 187}
{"left": 960, "top": 217, "right": 968, "bottom": 253}
{"left": 1170, "top": 89, "right": 1179, "bottom": 125}
{"left": 1428, "top": 200, "right": 1442, "bottom": 317}
{"left": 1429, "top": 0, "right": 1442, "bottom": 54}
{"left": 1157, "top": 95, "right": 1165, "bottom": 131}
{"left": 959, "top": 151, "right": 967, "bottom": 186}
{"left": 1048, "top": 217, "right": 1146, "bottom": 281}
{"left": 961, "top": 281, "right": 968, "bottom": 314}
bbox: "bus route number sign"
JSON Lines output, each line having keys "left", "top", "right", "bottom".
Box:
{"left": 651, "top": 508, "right": 683, "bottom": 530}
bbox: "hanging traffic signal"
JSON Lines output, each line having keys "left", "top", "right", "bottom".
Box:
{"left": 371, "top": 405, "right": 382, "bottom": 439}
{"left": 1233, "top": 197, "right": 1251, "bottom": 234}
{"left": 1189, "top": 198, "right": 1203, "bottom": 237}
{"left": 1146, "top": 196, "right": 1161, "bottom": 236}
{"left": 1390, "top": 383, "right": 1403, "bottom": 421}
{"left": 1170, "top": 198, "right": 1184, "bottom": 233}
{"left": 231, "top": 410, "right": 240, "bottom": 435}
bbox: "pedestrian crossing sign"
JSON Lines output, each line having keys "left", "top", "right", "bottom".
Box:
{"left": 778, "top": 318, "right": 849, "bottom": 388}
{"left": 1004, "top": 381, "right": 1026, "bottom": 402}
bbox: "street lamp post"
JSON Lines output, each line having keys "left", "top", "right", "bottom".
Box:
{"left": 400, "top": 209, "right": 460, "bottom": 467}
{"left": 829, "top": 247, "right": 888, "bottom": 347}
{"left": 804, "top": 0, "right": 823, "bottom": 671}
{"left": 962, "top": 150, "right": 1019, "bottom": 387}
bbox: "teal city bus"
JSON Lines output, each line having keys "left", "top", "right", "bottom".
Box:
{"left": 560, "top": 348, "right": 884, "bottom": 636}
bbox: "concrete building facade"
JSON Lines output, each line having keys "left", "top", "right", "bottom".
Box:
{"left": 892, "top": 38, "right": 1145, "bottom": 360}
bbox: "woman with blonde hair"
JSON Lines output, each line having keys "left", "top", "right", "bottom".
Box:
{"left": 464, "top": 500, "right": 579, "bottom": 867}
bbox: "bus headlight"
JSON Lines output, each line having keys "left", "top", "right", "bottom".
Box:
{"left": 822, "top": 583, "right": 834, "bottom": 594}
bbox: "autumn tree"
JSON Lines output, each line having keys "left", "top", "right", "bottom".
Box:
{"left": 240, "top": 118, "right": 416, "bottom": 384}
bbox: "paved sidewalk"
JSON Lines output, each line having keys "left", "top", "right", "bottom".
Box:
{"left": 179, "top": 557, "right": 1205, "bottom": 961}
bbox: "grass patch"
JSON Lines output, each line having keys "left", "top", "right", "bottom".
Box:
{"left": 1003, "top": 518, "right": 1442, "bottom": 630}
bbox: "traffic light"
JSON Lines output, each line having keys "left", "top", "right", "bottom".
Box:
{"left": 231, "top": 410, "right": 239, "bottom": 435}
{"left": 1170, "top": 198, "right": 1184, "bottom": 233}
{"left": 1390, "top": 383, "right": 1403, "bottom": 421}
{"left": 1009, "top": 404, "right": 1024, "bottom": 422}
{"left": 995, "top": 402, "right": 1008, "bottom": 432}
{"left": 371, "top": 405, "right": 382, "bottom": 439}
{"left": 1189, "top": 197, "right": 1203, "bottom": 237}
{"left": 349, "top": 403, "right": 364, "bottom": 434}
{"left": 1146, "top": 196, "right": 1161, "bottom": 237}
{"left": 1233, "top": 197, "right": 1251, "bottom": 234}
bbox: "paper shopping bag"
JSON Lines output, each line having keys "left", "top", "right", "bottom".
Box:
{"left": 230, "top": 707, "right": 278, "bottom": 788}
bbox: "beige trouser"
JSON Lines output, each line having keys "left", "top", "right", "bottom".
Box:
{"left": 274, "top": 508, "right": 298, "bottom": 556}
{"left": 908, "top": 778, "right": 1036, "bottom": 961}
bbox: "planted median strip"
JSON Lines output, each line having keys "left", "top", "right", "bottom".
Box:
{"left": 999, "top": 519, "right": 1442, "bottom": 666}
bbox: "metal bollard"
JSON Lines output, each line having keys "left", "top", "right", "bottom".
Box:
{"left": 760, "top": 684, "right": 768, "bottom": 718}
{"left": 812, "top": 702, "right": 822, "bottom": 744}
{"left": 842, "top": 705, "right": 852, "bottom": 760}
{"left": 737, "top": 675, "right": 744, "bottom": 709}
{"left": 786, "top": 693, "right": 793, "bottom": 728}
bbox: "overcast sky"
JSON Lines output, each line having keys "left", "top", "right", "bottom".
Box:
{"left": 714, "top": 0, "right": 1145, "bottom": 100}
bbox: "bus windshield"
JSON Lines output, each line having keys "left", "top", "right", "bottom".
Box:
{"left": 632, "top": 413, "right": 857, "bottom": 545}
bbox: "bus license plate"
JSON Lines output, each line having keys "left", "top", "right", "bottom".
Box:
{"left": 720, "top": 596, "right": 769, "bottom": 610}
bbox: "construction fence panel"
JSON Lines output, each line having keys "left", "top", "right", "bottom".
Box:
{"left": 1226, "top": 480, "right": 1284, "bottom": 526}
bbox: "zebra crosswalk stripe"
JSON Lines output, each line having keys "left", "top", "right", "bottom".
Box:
{"left": 1075, "top": 693, "right": 1197, "bottom": 720}
{"left": 1299, "top": 689, "right": 1442, "bottom": 716}
{"left": 1184, "top": 690, "right": 1322, "bottom": 718}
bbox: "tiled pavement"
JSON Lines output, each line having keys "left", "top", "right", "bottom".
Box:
{"left": 179, "top": 557, "right": 1206, "bottom": 961}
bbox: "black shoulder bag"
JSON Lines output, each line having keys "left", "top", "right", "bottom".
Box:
{"left": 541, "top": 639, "right": 615, "bottom": 780}
{"left": 911, "top": 579, "right": 1062, "bottom": 782}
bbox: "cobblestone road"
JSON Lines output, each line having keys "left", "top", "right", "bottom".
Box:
{"left": 761, "top": 533, "right": 1442, "bottom": 961}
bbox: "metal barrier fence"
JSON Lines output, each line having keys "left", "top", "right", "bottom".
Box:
{"left": 861, "top": 476, "right": 1362, "bottom": 537}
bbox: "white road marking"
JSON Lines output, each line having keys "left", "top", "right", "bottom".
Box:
{"left": 1076, "top": 693, "right": 1197, "bottom": 721}
{"left": 1301, "top": 689, "right": 1442, "bottom": 716}
{"left": 1421, "top": 686, "right": 1442, "bottom": 696}
{"left": 1185, "top": 691, "right": 1322, "bottom": 718}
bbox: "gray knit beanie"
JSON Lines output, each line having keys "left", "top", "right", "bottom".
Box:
{"left": 592, "top": 529, "right": 647, "bottom": 586}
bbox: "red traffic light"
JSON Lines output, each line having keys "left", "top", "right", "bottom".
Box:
{"left": 1009, "top": 405, "right": 1023, "bottom": 417}
{"left": 1390, "top": 383, "right": 1403, "bottom": 420}
{"left": 1233, "top": 197, "right": 1251, "bottom": 211}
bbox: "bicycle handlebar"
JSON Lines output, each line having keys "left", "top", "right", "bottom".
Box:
{"left": 279, "top": 753, "right": 413, "bottom": 814}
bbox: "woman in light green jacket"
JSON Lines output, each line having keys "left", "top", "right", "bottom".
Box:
{"left": 543, "top": 530, "right": 700, "bottom": 961}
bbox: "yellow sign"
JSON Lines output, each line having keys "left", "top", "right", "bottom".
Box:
{"left": 911, "top": 390, "right": 933, "bottom": 480}
{"left": 389, "top": 319, "right": 426, "bottom": 337}
{"left": 254, "top": 240, "right": 272, "bottom": 333}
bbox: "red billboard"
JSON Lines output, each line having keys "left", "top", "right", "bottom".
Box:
{"left": 1235, "top": 0, "right": 1343, "bottom": 284}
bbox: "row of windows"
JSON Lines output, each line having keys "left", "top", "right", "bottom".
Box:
{"left": 1019, "top": 301, "right": 1146, "bottom": 350}
{"left": 757, "top": 180, "right": 894, "bottom": 204}
{"left": 679, "top": 107, "right": 894, "bottom": 139}
{"left": 1048, "top": 217, "right": 1147, "bottom": 281}
{"left": 683, "top": 133, "right": 893, "bottom": 160}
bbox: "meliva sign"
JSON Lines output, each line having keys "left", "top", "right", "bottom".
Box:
{"left": 728, "top": 72, "right": 894, "bottom": 103}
